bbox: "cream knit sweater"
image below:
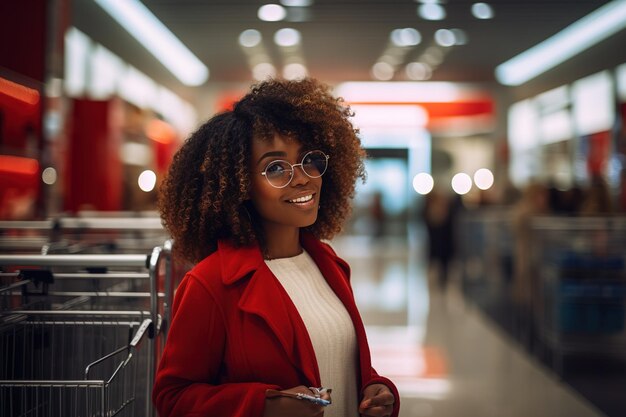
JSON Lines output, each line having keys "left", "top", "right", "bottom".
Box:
{"left": 265, "top": 250, "right": 359, "bottom": 417}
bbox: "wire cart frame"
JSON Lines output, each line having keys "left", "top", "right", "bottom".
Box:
{"left": 531, "top": 216, "right": 626, "bottom": 373}
{"left": 0, "top": 245, "right": 175, "bottom": 417}
{"left": 0, "top": 310, "right": 152, "bottom": 417}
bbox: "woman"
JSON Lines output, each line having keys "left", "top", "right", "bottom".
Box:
{"left": 153, "top": 78, "right": 399, "bottom": 417}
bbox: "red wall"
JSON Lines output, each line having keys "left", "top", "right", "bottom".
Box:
{"left": 65, "top": 99, "right": 123, "bottom": 212}
{"left": 0, "top": 1, "right": 47, "bottom": 219}
{"left": 0, "top": 1, "right": 47, "bottom": 83}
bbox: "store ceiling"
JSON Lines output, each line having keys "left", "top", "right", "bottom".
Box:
{"left": 73, "top": 1, "right": 620, "bottom": 94}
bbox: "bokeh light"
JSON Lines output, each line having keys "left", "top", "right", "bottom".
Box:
{"left": 258, "top": 4, "right": 287, "bottom": 21}
{"left": 474, "top": 168, "right": 494, "bottom": 190}
{"left": 451, "top": 172, "right": 472, "bottom": 195}
{"left": 406, "top": 62, "right": 432, "bottom": 80}
{"left": 42, "top": 167, "right": 57, "bottom": 185}
{"left": 372, "top": 62, "right": 394, "bottom": 80}
{"left": 412, "top": 172, "right": 434, "bottom": 195}
{"left": 472, "top": 2, "right": 494, "bottom": 19}
{"left": 239, "top": 29, "right": 262, "bottom": 48}
{"left": 138, "top": 170, "right": 157, "bottom": 192}
{"left": 435, "top": 29, "right": 456, "bottom": 47}
{"left": 283, "top": 63, "right": 307, "bottom": 79}
{"left": 390, "top": 28, "right": 421, "bottom": 47}
{"left": 418, "top": 3, "right": 446, "bottom": 20}
{"left": 253, "top": 62, "right": 277, "bottom": 80}
{"left": 274, "top": 28, "right": 301, "bottom": 46}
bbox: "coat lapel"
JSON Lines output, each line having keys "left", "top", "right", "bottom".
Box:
{"left": 218, "top": 240, "right": 319, "bottom": 385}
{"left": 217, "top": 235, "right": 372, "bottom": 388}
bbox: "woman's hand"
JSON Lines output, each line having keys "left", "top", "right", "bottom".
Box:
{"left": 263, "top": 385, "right": 331, "bottom": 417}
{"left": 358, "top": 383, "right": 395, "bottom": 417}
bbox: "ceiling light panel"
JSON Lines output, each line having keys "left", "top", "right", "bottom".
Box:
{"left": 280, "top": 0, "right": 313, "bottom": 6}
{"left": 495, "top": 1, "right": 626, "bottom": 86}
{"left": 94, "top": 0, "right": 209, "bottom": 86}
{"left": 335, "top": 82, "right": 470, "bottom": 103}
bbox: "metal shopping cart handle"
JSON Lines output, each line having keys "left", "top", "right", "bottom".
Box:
{"left": 84, "top": 318, "right": 153, "bottom": 379}
{"left": 131, "top": 317, "right": 152, "bottom": 348}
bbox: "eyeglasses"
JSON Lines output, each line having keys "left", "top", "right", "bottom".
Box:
{"left": 261, "top": 150, "right": 330, "bottom": 188}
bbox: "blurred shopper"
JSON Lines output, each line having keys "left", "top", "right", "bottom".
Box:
{"left": 500, "top": 176, "right": 522, "bottom": 206}
{"left": 511, "top": 181, "right": 549, "bottom": 345}
{"left": 153, "top": 78, "right": 398, "bottom": 417}
{"left": 620, "top": 169, "right": 626, "bottom": 212}
{"left": 422, "top": 189, "right": 458, "bottom": 290}
{"left": 370, "top": 190, "right": 386, "bottom": 239}
{"left": 579, "top": 175, "right": 614, "bottom": 258}
{"left": 579, "top": 175, "right": 614, "bottom": 215}
{"left": 548, "top": 184, "right": 583, "bottom": 214}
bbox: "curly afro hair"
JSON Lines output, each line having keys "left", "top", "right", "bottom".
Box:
{"left": 158, "top": 78, "right": 366, "bottom": 264}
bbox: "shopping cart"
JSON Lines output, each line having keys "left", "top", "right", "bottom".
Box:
{"left": 0, "top": 216, "right": 168, "bottom": 255}
{"left": 0, "top": 247, "right": 174, "bottom": 417}
{"left": 0, "top": 310, "right": 152, "bottom": 417}
{"left": 0, "top": 221, "right": 52, "bottom": 255}
{"left": 531, "top": 216, "right": 626, "bottom": 373}
{"left": 457, "top": 208, "right": 514, "bottom": 295}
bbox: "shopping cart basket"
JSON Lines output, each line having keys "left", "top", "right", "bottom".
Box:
{"left": 0, "top": 310, "right": 152, "bottom": 417}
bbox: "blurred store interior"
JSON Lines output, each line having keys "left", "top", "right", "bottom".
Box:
{"left": 1, "top": 1, "right": 626, "bottom": 416}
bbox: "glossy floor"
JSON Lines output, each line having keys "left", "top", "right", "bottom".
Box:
{"left": 332, "top": 235, "right": 609, "bottom": 417}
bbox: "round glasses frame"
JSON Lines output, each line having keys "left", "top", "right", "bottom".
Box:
{"left": 260, "top": 150, "right": 330, "bottom": 189}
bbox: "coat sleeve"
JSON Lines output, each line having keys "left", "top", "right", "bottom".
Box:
{"left": 152, "top": 273, "right": 280, "bottom": 417}
{"left": 362, "top": 373, "right": 401, "bottom": 417}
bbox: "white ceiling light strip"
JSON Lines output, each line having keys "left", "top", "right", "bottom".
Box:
{"left": 93, "top": 0, "right": 209, "bottom": 86}
{"left": 495, "top": 0, "right": 626, "bottom": 86}
{"left": 335, "top": 82, "right": 481, "bottom": 103}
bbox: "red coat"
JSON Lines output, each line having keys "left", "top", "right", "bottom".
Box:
{"left": 153, "top": 233, "right": 400, "bottom": 417}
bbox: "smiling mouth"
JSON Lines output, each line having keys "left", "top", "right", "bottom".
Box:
{"left": 287, "top": 194, "right": 314, "bottom": 204}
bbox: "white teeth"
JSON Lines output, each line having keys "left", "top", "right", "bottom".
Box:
{"left": 289, "top": 194, "right": 313, "bottom": 203}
